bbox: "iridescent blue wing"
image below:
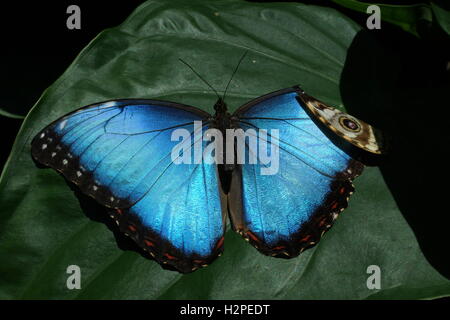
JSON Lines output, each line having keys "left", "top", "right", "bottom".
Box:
{"left": 229, "top": 87, "right": 368, "bottom": 257}
{"left": 31, "top": 100, "right": 225, "bottom": 273}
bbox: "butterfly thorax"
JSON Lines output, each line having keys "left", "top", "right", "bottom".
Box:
{"left": 212, "top": 98, "right": 236, "bottom": 178}
{"left": 213, "top": 98, "right": 232, "bottom": 132}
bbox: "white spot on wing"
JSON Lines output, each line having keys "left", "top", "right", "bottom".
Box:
{"left": 62, "top": 159, "right": 68, "bottom": 165}
{"left": 100, "top": 101, "right": 118, "bottom": 109}
{"left": 51, "top": 152, "right": 56, "bottom": 157}
{"left": 42, "top": 144, "right": 47, "bottom": 150}
{"left": 40, "top": 133, "right": 45, "bottom": 139}
{"left": 76, "top": 171, "right": 82, "bottom": 177}
{"left": 59, "top": 120, "right": 68, "bottom": 130}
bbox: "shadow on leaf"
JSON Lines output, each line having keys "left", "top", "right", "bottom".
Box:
{"left": 341, "top": 29, "right": 450, "bottom": 279}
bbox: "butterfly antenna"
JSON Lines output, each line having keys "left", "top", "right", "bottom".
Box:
{"left": 222, "top": 50, "right": 248, "bottom": 101}
{"left": 178, "top": 58, "right": 221, "bottom": 100}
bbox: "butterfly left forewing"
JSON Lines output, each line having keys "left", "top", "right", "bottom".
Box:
{"left": 32, "top": 99, "right": 226, "bottom": 273}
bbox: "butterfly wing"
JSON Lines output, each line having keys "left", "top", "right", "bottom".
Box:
{"left": 298, "top": 92, "right": 384, "bottom": 154}
{"left": 229, "top": 87, "right": 371, "bottom": 257}
{"left": 31, "top": 99, "right": 226, "bottom": 273}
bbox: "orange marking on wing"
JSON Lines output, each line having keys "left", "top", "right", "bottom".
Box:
{"left": 116, "top": 209, "right": 123, "bottom": 215}
{"left": 319, "top": 218, "right": 327, "bottom": 227}
{"left": 193, "top": 259, "right": 205, "bottom": 264}
{"left": 246, "top": 231, "right": 259, "bottom": 242}
{"left": 331, "top": 202, "right": 338, "bottom": 210}
{"left": 164, "top": 253, "right": 176, "bottom": 260}
{"left": 339, "top": 187, "right": 346, "bottom": 194}
{"left": 144, "top": 239, "right": 154, "bottom": 247}
{"left": 300, "top": 235, "right": 312, "bottom": 243}
{"left": 128, "top": 224, "right": 137, "bottom": 232}
{"left": 215, "top": 236, "right": 224, "bottom": 249}
{"left": 273, "top": 246, "right": 286, "bottom": 250}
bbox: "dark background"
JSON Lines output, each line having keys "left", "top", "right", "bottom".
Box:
{"left": 0, "top": 1, "right": 145, "bottom": 168}
{"left": 1, "top": 0, "right": 449, "bottom": 284}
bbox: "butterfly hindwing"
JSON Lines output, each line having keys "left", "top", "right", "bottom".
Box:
{"left": 31, "top": 99, "right": 226, "bottom": 273}
{"left": 229, "top": 88, "right": 365, "bottom": 257}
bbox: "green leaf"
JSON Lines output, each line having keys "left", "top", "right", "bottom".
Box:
{"left": 0, "top": 108, "right": 25, "bottom": 119}
{"left": 331, "top": 0, "right": 433, "bottom": 37}
{"left": 0, "top": 0, "right": 449, "bottom": 299}
{"left": 431, "top": 1, "right": 450, "bottom": 35}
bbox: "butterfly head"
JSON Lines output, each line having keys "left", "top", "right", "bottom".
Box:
{"left": 213, "top": 98, "right": 227, "bottom": 115}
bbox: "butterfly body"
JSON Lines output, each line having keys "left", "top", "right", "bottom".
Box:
{"left": 31, "top": 85, "right": 382, "bottom": 273}
{"left": 210, "top": 98, "right": 236, "bottom": 173}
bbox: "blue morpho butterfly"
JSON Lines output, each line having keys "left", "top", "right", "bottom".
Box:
{"left": 31, "top": 56, "right": 383, "bottom": 273}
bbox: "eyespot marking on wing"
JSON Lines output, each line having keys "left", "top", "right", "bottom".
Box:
{"left": 297, "top": 92, "right": 384, "bottom": 154}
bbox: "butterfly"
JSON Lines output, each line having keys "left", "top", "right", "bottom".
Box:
{"left": 31, "top": 63, "right": 383, "bottom": 274}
